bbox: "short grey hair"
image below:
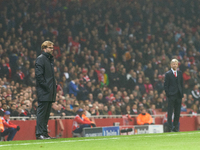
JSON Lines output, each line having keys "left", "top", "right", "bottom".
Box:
{"left": 171, "top": 59, "right": 178, "bottom": 64}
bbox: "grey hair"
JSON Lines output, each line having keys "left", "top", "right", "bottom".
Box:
{"left": 171, "top": 59, "right": 178, "bottom": 64}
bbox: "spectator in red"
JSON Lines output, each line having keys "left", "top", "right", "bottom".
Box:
{"left": 72, "top": 109, "right": 94, "bottom": 135}
{"left": 1, "top": 111, "right": 20, "bottom": 141}
{"left": 144, "top": 77, "right": 153, "bottom": 94}
{"left": 13, "top": 67, "right": 25, "bottom": 84}
{"left": 108, "top": 105, "right": 116, "bottom": 115}
{"left": 182, "top": 68, "right": 191, "bottom": 84}
{"left": 82, "top": 68, "right": 90, "bottom": 83}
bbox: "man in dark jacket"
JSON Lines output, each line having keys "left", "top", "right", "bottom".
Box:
{"left": 154, "top": 75, "right": 164, "bottom": 94}
{"left": 136, "top": 77, "right": 146, "bottom": 95}
{"left": 109, "top": 66, "right": 119, "bottom": 89}
{"left": 35, "top": 41, "right": 56, "bottom": 139}
{"left": 164, "top": 59, "right": 183, "bottom": 132}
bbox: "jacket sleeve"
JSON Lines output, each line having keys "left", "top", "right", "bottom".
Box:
{"left": 75, "top": 116, "right": 92, "bottom": 125}
{"left": 147, "top": 114, "right": 153, "bottom": 124}
{"left": 3, "top": 120, "right": 17, "bottom": 129}
{"left": 181, "top": 72, "right": 184, "bottom": 98}
{"left": 73, "top": 84, "right": 79, "bottom": 92}
{"left": 164, "top": 72, "right": 169, "bottom": 97}
{"left": 137, "top": 114, "right": 144, "bottom": 125}
{"left": 35, "top": 57, "right": 49, "bottom": 90}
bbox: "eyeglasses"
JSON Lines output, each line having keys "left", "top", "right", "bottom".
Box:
{"left": 47, "top": 47, "right": 54, "bottom": 49}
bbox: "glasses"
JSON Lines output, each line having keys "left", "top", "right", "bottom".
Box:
{"left": 47, "top": 47, "right": 54, "bottom": 49}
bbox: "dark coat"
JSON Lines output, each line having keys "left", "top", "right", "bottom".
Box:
{"left": 109, "top": 72, "right": 119, "bottom": 88}
{"left": 35, "top": 52, "right": 56, "bottom": 102}
{"left": 127, "top": 77, "right": 137, "bottom": 91}
{"left": 164, "top": 70, "right": 183, "bottom": 98}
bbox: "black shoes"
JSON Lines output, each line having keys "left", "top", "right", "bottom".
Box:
{"left": 36, "top": 135, "right": 50, "bottom": 140}
{"left": 171, "top": 128, "right": 179, "bottom": 132}
{"left": 36, "top": 134, "right": 56, "bottom": 140}
{"left": 44, "top": 134, "right": 56, "bottom": 139}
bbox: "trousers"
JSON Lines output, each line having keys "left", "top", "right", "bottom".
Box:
{"left": 1, "top": 128, "right": 17, "bottom": 141}
{"left": 36, "top": 101, "right": 52, "bottom": 136}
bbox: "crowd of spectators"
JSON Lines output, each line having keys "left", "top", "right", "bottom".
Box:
{"left": 1, "top": 0, "right": 200, "bottom": 118}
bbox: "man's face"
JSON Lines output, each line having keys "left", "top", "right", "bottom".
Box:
{"left": 11, "top": 105, "right": 16, "bottom": 110}
{"left": 4, "top": 114, "right": 10, "bottom": 120}
{"left": 171, "top": 62, "right": 178, "bottom": 70}
{"left": 44, "top": 44, "right": 54, "bottom": 54}
{"left": 133, "top": 104, "right": 137, "bottom": 109}
{"left": 138, "top": 78, "right": 142, "bottom": 83}
{"left": 2, "top": 104, "right": 7, "bottom": 110}
{"left": 142, "top": 109, "right": 146, "bottom": 114}
{"left": 66, "top": 105, "right": 70, "bottom": 111}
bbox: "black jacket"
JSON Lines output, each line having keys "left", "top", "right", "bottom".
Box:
{"left": 164, "top": 70, "right": 183, "bottom": 98}
{"left": 35, "top": 52, "right": 56, "bottom": 102}
{"left": 127, "top": 77, "right": 137, "bottom": 91}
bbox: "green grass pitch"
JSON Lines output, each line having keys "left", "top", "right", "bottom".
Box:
{"left": 0, "top": 131, "right": 200, "bottom": 150}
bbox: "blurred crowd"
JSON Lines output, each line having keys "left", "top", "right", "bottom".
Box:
{"left": 1, "top": 0, "right": 200, "bottom": 117}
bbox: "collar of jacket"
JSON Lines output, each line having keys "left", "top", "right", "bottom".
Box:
{"left": 42, "top": 52, "right": 53, "bottom": 59}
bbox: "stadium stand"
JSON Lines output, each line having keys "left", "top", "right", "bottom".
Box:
{"left": 0, "top": 0, "right": 200, "bottom": 123}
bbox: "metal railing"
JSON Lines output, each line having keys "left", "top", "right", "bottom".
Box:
{"left": 9, "top": 114, "right": 197, "bottom": 120}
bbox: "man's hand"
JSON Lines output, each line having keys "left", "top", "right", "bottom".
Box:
{"left": 90, "top": 123, "right": 96, "bottom": 127}
{"left": 16, "top": 126, "right": 20, "bottom": 131}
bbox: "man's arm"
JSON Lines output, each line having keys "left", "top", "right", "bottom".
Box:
{"left": 35, "top": 57, "right": 49, "bottom": 90}
{"left": 147, "top": 114, "right": 153, "bottom": 124}
{"left": 181, "top": 72, "right": 184, "bottom": 98}
{"left": 3, "top": 120, "right": 17, "bottom": 129}
{"left": 70, "top": 82, "right": 79, "bottom": 92}
{"left": 75, "top": 116, "right": 92, "bottom": 125}
{"left": 137, "top": 115, "right": 144, "bottom": 125}
{"left": 191, "top": 90, "right": 199, "bottom": 99}
{"left": 164, "top": 72, "right": 169, "bottom": 97}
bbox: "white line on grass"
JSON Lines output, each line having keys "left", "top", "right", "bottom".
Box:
{"left": 0, "top": 132, "right": 199, "bottom": 147}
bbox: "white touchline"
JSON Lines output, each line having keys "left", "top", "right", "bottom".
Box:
{"left": 0, "top": 132, "right": 199, "bottom": 147}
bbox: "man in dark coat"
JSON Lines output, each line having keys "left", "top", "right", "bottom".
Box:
{"left": 144, "top": 63, "right": 154, "bottom": 84}
{"left": 35, "top": 41, "right": 56, "bottom": 139}
{"left": 109, "top": 66, "right": 119, "bottom": 89}
{"left": 154, "top": 75, "right": 164, "bottom": 94}
{"left": 164, "top": 59, "right": 183, "bottom": 132}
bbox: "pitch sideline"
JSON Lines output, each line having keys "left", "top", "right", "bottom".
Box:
{"left": 0, "top": 131, "right": 199, "bottom": 147}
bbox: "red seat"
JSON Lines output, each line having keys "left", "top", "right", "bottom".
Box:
{"left": 181, "top": 112, "right": 187, "bottom": 114}
{"left": 187, "top": 109, "right": 192, "bottom": 113}
{"left": 156, "top": 112, "right": 166, "bottom": 115}
{"left": 155, "top": 109, "right": 162, "bottom": 112}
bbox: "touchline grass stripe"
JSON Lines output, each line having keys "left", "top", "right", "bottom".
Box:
{"left": 0, "top": 131, "right": 200, "bottom": 148}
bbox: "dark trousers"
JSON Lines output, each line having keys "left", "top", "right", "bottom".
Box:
{"left": 164, "top": 122, "right": 180, "bottom": 132}
{"left": 167, "top": 92, "right": 181, "bottom": 130}
{"left": 1, "top": 128, "right": 17, "bottom": 141}
{"left": 73, "top": 124, "right": 91, "bottom": 133}
{"left": 36, "top": 101, "right": 52, "bottom": 137}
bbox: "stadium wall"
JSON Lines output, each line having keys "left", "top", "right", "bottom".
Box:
{"left": 10, "top": 116, "right": 197, "bottom": 141}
